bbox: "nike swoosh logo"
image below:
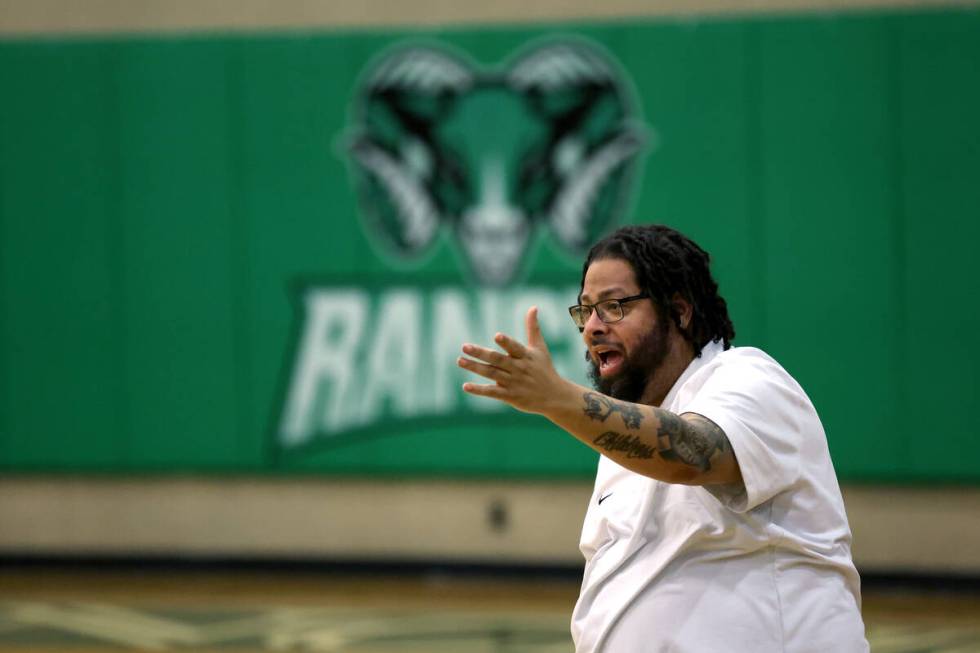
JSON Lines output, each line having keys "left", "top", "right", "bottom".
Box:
{"left": 598, "top": 492, "right": 613, "bottom": 505}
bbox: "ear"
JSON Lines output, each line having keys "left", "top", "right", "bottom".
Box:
{"left": 671, "top": 293, "right": 693, "bottom": 332}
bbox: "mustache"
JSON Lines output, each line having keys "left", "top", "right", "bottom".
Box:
{"left": 584, "top": 337, "right": 622, "bottom": 363}
{"left": 585, "top": 336, "right": 621, "bottom": 350}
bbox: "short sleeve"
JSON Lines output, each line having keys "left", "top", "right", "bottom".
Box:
{"left": 681, "top": 352, "right": 811, "bottom": 513}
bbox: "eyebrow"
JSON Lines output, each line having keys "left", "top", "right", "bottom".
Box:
{"left": 578, "top": 286, "right": 630, "bottom": 305}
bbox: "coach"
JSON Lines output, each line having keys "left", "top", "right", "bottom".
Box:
{"left": 458, "top": 224, "right": 868, "bottom": 652}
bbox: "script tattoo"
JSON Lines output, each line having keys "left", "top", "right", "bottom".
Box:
{"left": 582, "top": 392, "right": 644, "bottom": 429}
{"left": 655, "top": 412, "right": 729, "bottom": 472}
{"left": 593, "top": 431, "right": 655, "bottom": 459}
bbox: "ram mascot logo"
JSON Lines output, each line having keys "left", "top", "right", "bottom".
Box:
{"left": 346, "top": 40, "right": 646, "bottom": 285}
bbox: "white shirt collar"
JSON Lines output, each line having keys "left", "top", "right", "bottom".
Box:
{"left": 660, "top": 339, "right": 726, "bottom": 408}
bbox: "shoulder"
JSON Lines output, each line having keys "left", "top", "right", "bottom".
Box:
{"left": 681, "top": 344, "right": 813, "bottom": 413}
{"left": 714, "top": 345, "right": 780, "bottom": 369}
{"left": 705, "top": 346, "right": 800, "bottom": 387}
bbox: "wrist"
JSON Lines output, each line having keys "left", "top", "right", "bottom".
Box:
{"left": 542, "top": 379, "right": 585, "bottom": 425}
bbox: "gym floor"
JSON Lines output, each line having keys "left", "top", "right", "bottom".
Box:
{"left": 0, "top": 566, "right": 978, "bottom": 652}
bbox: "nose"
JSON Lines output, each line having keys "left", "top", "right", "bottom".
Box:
{"left": 582, "top": 308, "right": 608, "bottom": 342}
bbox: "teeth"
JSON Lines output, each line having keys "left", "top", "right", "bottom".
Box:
{"left": 594, "top": 347, "right": 620, "bottom": 369}
{"left": 598, "top": 350, "right": 621, "bottom": 371}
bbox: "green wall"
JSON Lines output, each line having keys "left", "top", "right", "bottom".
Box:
{"left": 1, "top": 8, "right": 978, "bottom": 481}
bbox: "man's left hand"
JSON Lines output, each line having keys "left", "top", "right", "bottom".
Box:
{"left": 458, "top": 306, "right": 573, "bottom": 416}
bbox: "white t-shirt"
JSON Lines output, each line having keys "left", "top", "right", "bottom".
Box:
{"left": 571, "top": 341, "right": 868, "bottom": 653}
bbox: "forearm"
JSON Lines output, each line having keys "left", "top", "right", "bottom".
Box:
{"left": 545, "top": 382, "right": 742, "bottom": 486}
{"left": 456, "top": 308, "right": 740, "bottom": 486}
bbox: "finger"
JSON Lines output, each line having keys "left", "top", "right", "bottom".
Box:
{"left": 494, "top": 332, "right": 528, "bottom": 359}
{"left": 461, "top": 382, "right": 509, "bottom": 400}
{"left": 461, "top": 343, "right": 511, "bottom": 368}
{"left": 457, "top": 356, "right": 510, "bottom": 382}
{"left": 525, "top": 306, "right": 549, "bottom": 352}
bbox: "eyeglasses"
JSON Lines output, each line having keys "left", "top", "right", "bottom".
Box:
{"left": 568, "top": 294, "right": 649, "bottom": 329}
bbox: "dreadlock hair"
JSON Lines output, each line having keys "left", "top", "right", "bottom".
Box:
{"left": 581, "top": 224, "right": 735, "bottom": 357}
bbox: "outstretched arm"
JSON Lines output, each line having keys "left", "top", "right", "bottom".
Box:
{"left": 458, "top": 307, "right": 741, "bottom": 487}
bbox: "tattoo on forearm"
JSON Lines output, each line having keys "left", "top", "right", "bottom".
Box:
{"left": 582, "top": 392, "right": 644, "bottom": 429}
{"left": 593, "top": 431, "right": 656, "bottom": 459}
{"left": 655, "top": 412, "right": 729, "bottom": 472}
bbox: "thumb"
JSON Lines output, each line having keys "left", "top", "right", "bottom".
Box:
{"left": 526, "top": 306, "right": 549, "bottom": 352}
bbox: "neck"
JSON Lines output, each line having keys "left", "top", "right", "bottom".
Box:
{"left": 640, "top": 334, "right": 695, "bottom": 407}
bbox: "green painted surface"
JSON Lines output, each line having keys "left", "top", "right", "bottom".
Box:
{"left": 0, "top": 44, "right": 125, "bottom": 467}
{"left": 756, "top": 16, "right": 904, "bottom": 478}
{"left": 898, "top": 13, "right": 980, "bottom": 480}
{"left": 0, "top": 8, "right": 977, "bottom": 481}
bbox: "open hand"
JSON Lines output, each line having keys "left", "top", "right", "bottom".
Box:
{"left": 458, "top": 306, "right": 572, "bottom": 416}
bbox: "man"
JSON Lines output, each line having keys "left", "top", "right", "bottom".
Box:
{"left": 457, "top": 224, "right": 868, "bottom": 652}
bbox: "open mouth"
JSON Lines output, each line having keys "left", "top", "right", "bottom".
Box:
{"left": 596, "top": 349, "right": 624, "bottom": 377}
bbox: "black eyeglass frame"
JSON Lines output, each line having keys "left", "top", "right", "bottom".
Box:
{"left": 568, "top": 293, "right": 650, "bottom": 329}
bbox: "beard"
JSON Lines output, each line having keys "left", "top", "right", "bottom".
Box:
{"left": 587, "top": 317, "right": 671, "bottom": 403}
